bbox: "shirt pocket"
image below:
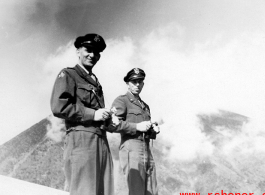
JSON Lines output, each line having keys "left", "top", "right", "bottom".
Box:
{"left": 76, "top": 83, "right": 95, "bottom": 105}
{"left": 127, "top": 109, "right": 143, "bottom": 123}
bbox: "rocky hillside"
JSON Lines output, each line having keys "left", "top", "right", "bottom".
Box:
{"left": 1, "top": 111, "right": 265, "bottom": 195}
{"left": 0, "top": 118, "right": 65, "bottom": 189}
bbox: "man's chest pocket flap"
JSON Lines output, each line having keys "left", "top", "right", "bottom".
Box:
{"left": 77, "top": 83, "right": 94, "bottom": 100}
{"left": 127, "top": 109, "right": 143, "bottom": 122}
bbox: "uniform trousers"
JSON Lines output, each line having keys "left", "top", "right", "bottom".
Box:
{"left": 63, "top": 130, "right": 114, "bottom": 195}
{"left": 119, "top": 139, "right": 158, "bottom": 195}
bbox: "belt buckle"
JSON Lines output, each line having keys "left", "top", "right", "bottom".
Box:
{"left": 66, "top": 127, "right": 75, "bottom": 134}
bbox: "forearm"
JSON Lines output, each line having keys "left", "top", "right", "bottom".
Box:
{"left": 51, "top": 98, "right": 95, "bottom": 123}
{"left": 109, "top": 120, "right": 137, "bottom": 135}
{"left": 50, "top": 71, "right": 96, "bottom": 123}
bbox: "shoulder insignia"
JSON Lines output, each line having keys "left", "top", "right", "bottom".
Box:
{"left": 58, "top": 71, "right": 65, "bottom": 78}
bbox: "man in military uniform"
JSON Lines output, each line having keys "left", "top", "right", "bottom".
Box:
{"left": 110, "top": 68, "right": 159, "bottom": 195}
{"left": 50, "top": 33, "right": 114, "bottom": 195}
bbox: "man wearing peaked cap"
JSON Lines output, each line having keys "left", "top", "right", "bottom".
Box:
{"left": 50, "top": 33, "right": 114, "bottom": 195}
{"left": 109, "top": 68, "right": 159, "bottom": 195}
{"left": 74, "top": 33, "right": 106, "bottom": 52}
{"left": 123, "top": 68, "right": 146, "bottom": 82}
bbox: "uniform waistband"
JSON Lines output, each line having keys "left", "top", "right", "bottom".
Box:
{"left": 122, "top": 132, "right": 149, "bottom": 142}
{"left": 65, "top": 121, "right": 106, "bottom": 136}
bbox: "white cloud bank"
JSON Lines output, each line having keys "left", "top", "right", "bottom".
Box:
{"left": 44, "top": 23, "right": 265, "bottom": 161}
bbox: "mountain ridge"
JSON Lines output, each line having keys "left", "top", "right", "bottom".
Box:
{"left": 1, "top": 111, "right": 265, "bottom": 194}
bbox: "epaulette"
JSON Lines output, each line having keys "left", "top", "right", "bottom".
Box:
{"left": 56, "top": 67, "right": 76, "bottom": 79}
{"left": 64, "top": 67, "right": 75, "bottom": 73}
{"left": 66, "top": 67, "right": 75, "bottom": 70}
{"left": 63, "top": 67, "right": 76, "bottom": 75}
{"left": 115, "top": 94, "right": 127, "bottom": 101}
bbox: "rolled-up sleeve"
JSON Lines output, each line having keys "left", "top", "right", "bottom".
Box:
{"left": 50, "top": 70, "right": 95, "bottom": 123}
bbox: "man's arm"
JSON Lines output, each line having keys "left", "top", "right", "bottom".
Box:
{"left": 109, "top": 96, "right": 151, "bottom": 134}
{"left": 108, "top": 96, "right": 136, "bottom": 134}
{"left": 50, "top": 70, "right": 95, "bottom": 123}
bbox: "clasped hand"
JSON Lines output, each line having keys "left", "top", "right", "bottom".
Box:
{"left": 136, "top": 121, "right": 152, "bottom": 132}
{"left": 136, "top": 121, "right": 160, "bottom": 133}
{"left": 94, "top": 108, "right": 111, "bottom": 121}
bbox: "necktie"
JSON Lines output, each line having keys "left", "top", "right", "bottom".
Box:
{"left": 89, "top": 73, "right": 96, "bottom": 82}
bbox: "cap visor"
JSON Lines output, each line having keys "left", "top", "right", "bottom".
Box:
{"left": 81, "top": 43, "right": 99, "bottom": 50}
{"left": 129, "top": 76, "right": 145, "bottom": 81}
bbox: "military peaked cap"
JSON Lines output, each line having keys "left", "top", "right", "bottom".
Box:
{"left": 74, "top": 33, "right": 106, "bottom": 52}
{"left": 124, "top": 68, "right": 146, "bottom": 82}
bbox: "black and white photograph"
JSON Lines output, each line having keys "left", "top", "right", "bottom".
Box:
{"left": 1, "top": 0, "right": 265, "bottom": 194}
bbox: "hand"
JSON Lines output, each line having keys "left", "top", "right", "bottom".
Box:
{"left": 152, "top": 122, "right": 160, "bottom": 133}
{"left": 94, "top": 108, "right": 111, "bottom": 121}
{"left": 136, "top": 121, "right": 152, "bottom": 132}
{"left": 111, "top": 114, "right": 120, "bottom": 126}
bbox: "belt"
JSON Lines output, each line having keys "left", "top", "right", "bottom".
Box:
{"left": 65, "top": 122, "right": 106, "bottom": 136}
{"left": 122, "top": 132, "right": 149, "bottom": 142}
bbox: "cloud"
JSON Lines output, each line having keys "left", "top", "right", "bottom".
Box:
{"left": 138, "top": 25, "right": 265, "bottom": 161}
{"left": 222, "top": 118, "right": 265, "bottom": 155}
{"left": 43, "top": 23, "right": 265, "bottom": 162}
{"left": 46, "top": 115, "right": 66, "bottom": 143}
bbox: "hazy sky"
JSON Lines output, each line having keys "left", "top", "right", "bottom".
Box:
{"left": 1, "top": 0, "right": 265, "bottom": 146}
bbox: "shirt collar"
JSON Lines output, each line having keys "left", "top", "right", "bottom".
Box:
{"left": 77, "top": 64, "right": 90, "bottom": 75}
{"left": 127, "top": 90, "right": 140, "bottom": 100}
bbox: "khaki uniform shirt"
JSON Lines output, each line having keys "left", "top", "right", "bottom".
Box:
{"left": 111, "top": 91, "right": 151, "bottom": 143}
{"left": 50, "top": 64, "right": 105, "bottom": 134}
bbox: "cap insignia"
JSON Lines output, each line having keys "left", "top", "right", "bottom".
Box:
{"left": 94, "top": 35, "right": 100, "bottom": 42}
{"left": 134, "top": 68, "right": 140, "bottom": 74}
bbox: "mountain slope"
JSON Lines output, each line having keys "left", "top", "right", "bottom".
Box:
{"left": 1, "top": 111, "right": 265, "bottom": 194}
{"left": 0, "top": 118, "right": 65, "bottom": 189}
